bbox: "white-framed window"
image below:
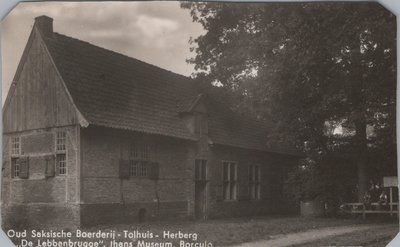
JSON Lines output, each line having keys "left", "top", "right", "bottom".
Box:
{"left": 129, "top": 161, "right": 138, "bottom": 177}
{"left": 57, "top": 154, "right": 67, "bottom": 175}
{"left": 11, "top": 136, "right": 21, "bottom": 179}
{"left": 195, "top": 159, "right": 207, "bottom": 181}
{"left": 11, "top": 136, "right": 20, "bottom": 156}
{"left": 249, "top": 165, "right": 261, "bottom": 200}
{"left": 130, "top": 144, "right": 139, "bottom": 159}
{"left": 11, "top": 158, "right": 20, "bottom": 178}
{"left": 142, "top": 144, "right": 150, "bottom": 160}
{"left": 222, "top": 161, "right": 237, "bottom": 200}
{"left": 129, "top": 143, "right": 153, "bottom": 177}
{"left": 130, "top": 143, "right": 151, "bottom": 160}
{"left": 139, "top": 162, "right": 147, "bottom": 177}
{"left": 56, "top": 131, "right": 67, "bottom": 175}
{"left": 56, "top": 131, "right": 66, "bottom": 152}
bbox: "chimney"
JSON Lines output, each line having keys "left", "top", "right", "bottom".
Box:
{"left": 34, "top": 15, "right": 53, "bottom": 37}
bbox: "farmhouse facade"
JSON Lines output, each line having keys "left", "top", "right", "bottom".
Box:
{"left": 2, "top": 16, "right": 300, "bottom": 228}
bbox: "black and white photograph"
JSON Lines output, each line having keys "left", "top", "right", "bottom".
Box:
{"left": 0, "top": 1, "right": 398, "bottom": 247}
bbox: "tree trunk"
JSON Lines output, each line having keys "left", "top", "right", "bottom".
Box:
{"left": 355, "top": 115, "right": 368, "bottom": 202}
{"left": 350, "top": 46, "right": 368, "bottom": 202}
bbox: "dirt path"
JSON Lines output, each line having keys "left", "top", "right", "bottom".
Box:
{"left": 231, "top": 224, "right": 390, "bottom": 247}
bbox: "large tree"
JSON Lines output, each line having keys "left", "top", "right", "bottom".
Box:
{"left": 182, "top": 2, "right": 396, "bottom": 201}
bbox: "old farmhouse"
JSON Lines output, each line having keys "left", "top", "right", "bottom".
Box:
{"left": 2, "top": 16, "right": 300, "bottom": 228}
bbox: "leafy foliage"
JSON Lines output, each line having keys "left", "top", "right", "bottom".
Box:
{"left": 182, "top": 2, "right": 396, "bottom": 202}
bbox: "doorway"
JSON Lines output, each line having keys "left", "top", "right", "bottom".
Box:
{"left": 194, "top": 159, "right": 207, "bottom": 220}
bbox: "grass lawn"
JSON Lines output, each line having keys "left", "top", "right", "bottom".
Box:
{"left": 114, "top": 216, "right": 394, "bottom": 246}
{"left": 7, "top": 215, "right": 397, "bottom": 246}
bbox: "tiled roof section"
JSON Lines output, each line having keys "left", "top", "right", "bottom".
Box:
{"left": 42, "top": 32, "right": 299, "bottom": 155}
{"left": 209, "top": 112, "right": 270, "bottom": 151}
{"left": 205, "top": 97, "right": 299, "bottom": 154}
{"left": 43, "top": 33, "right": 197, "bottom": 140}
{"left": 176, "top": 94, "right": 203, "bottom": 113}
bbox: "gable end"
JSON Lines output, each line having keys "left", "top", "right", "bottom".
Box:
{"left": 3, "top": 25, "right": 88, "bottom": 133}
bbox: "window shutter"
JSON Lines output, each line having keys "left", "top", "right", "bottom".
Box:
{"left": 10, "top": 161, "right": 15, "bottom": 178}
{"left": 149, "top": 162, "right": 159, "bottom": 180}
{"left": 45, "top": 155, "right": 55, "bottom": 177}
{"left": 19, "top": 157, "right": 29, "bottom": 179}
{"left": 2, "top": 161, "right": 9, "bottom": 177}
{"left": 55, "top": 156, "right": 60, "bottom": 176}
{"left": 119, "top": 160, "right": 130, "bottom": 179}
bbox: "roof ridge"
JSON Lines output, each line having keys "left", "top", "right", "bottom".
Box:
{"left": 49, "top": 32, "right": 193, "bottom": 82}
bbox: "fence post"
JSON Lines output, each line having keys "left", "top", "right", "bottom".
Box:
{"left": 390, "top": 187, "right": 393, "bottom": 217}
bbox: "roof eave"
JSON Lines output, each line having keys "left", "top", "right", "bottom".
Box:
{"left": 90, "top": 123, "right": 198, "bottom": 142}
{"left": 210, "top": 142, "right": 303, "bottom": 157}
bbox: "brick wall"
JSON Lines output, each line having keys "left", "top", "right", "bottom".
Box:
{"left": 2, "top": 125, "right": 81, "bottom": 229}
{"left": 2, "top": 123, "right": 299, "bottom": 228}
{"left": 2, "top": 204, "right": 79, "bottom": 230}
{"left": 80, "top": 126, "right": 194, "bottom": 225}
{"left": 79, "top": 126, "right": 298, "bottom": 223}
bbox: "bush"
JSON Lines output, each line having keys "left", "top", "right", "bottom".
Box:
{"left": 284, "top": 156, "right": 360, "bottom": 217}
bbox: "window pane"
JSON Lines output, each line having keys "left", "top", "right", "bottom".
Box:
{"left": 201, "top": 160, "right": 207, "bottom": 180}
{"left": 131, "top": 143, "right": 152, "bottom": 161}
{"left": 11, "top": 137, "right": 20, "bottom": 156}
{"left": 130, "top": 160, "right": 137, "bottom": 176}
{"left": 248, "top": 165, "right": 261, "bottom": 200}
{"left": 230, "top": 163, "right": 236, "bottom": 181}
{"left": 223, "top": 162, "right": 229, "bottom": 181}
{"left": 129, "top": 143, "right": 153, "bottom": 177}
{"left": 57, "top": 154, "right": 66, "bottom": 175}
{"left": 12, "top": 158, "right": 20, "bottom": 178}
{"left": 255, "top": 166, "right": 259, "bottom": 182}
{"left": 139, "top": 162, "right": 147, "bottom": 176}
{"left": 56, "top": 132, "right": 66, "bottom": 152}
{"left": 195, "top": 160, "right": 201, "bottom": 180}
{"left": 130, "top": 144, "right": 138, "bottom": 159}
{"left": 223, "top": 182, "right": 230, "bottom": 200}
{"left": 140, "top": 144, "right": 149, "bottom": 160}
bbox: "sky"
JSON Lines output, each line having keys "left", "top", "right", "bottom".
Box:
{"left": 0, "top": 1, "right": 205, "bottom": 103}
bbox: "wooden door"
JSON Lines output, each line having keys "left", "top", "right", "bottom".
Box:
{"left": 194, "top": 159, "right": 207, "bottom": 219}
{"left": 195, "top": 181, "right": 207, "bottom": 219}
